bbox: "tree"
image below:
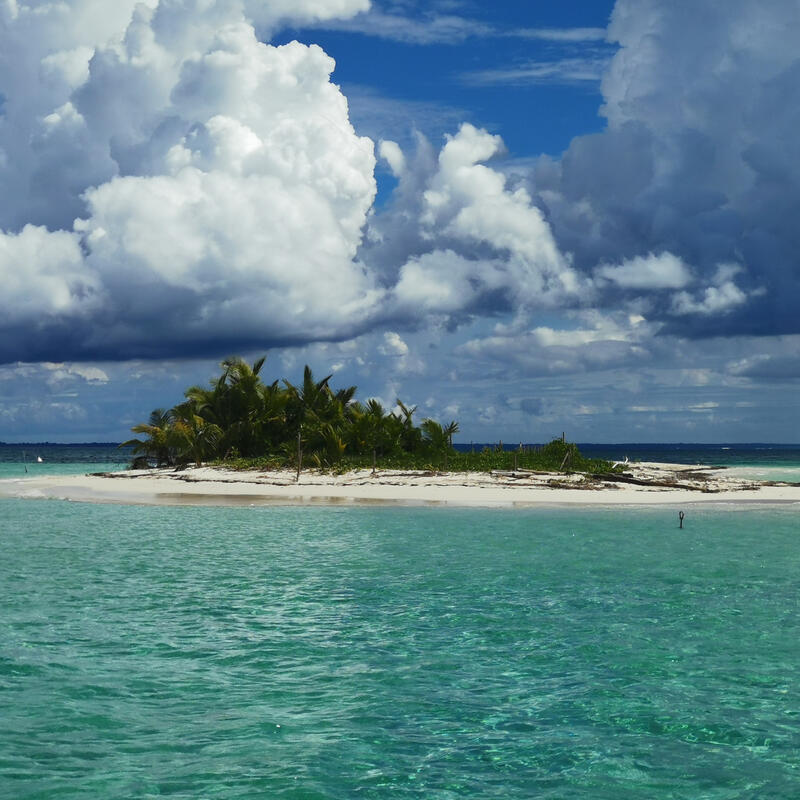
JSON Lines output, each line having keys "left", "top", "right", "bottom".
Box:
{"left": 444, "top": 420, "right": 460, "bottom": 448}
{"left": 396, "top": 399, "right": 422, "bottom": 452}
{"left": 284, "top": 365, "right": 333, "bottom": 431}
{"left": 125, "top": 357, "right": 461, "bottom": 472}
{"left": 172, "top": 403, "right": 223, "bottom": 466}
{"left": 121, "top": 408, "right": 177, "bottom": 466}
{"left": 216, "top": 356, "right": 268, "bottom": 457}
{"left": 421, "top": 418, "right": 448, "bottom": 452}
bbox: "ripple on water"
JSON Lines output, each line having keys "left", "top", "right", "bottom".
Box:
{"left": 1, "top": 501, "right": 800, "bottom": 798}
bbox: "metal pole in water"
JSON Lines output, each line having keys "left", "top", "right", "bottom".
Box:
{"left": 679, "top": 510, "right": 685, "bottom": 529}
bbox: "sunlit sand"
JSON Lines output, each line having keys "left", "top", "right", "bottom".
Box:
{"left": 3, "top": 462, "right": 799, "bottom": 507}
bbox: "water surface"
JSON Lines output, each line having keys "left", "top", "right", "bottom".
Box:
{"left": 2, "top": 501, "right": 799, "bottom": 798}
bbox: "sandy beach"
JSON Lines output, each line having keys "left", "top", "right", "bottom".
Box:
{"left": 2, "top": 462, "right": 799, "bottom": 507}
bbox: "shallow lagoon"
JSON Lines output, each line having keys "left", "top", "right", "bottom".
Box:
{"left": 2, "top": 500, "right": 799, "bottom": 798}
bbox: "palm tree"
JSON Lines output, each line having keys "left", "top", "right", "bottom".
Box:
{"left": 396, "top": 399, "right": 422, "bottom": 452}
{"left": 284, "top": 365, "right": 335, "bottom": 473}
{"left": 184, "top": 356, "right": 272, "bottom": 457}
{"left": 255, "top": 378, "right": 288, "bottom": 452}
{"left": 284, "top": 366, "right": 333, "bottom": 431}
{"left": 172, "top": 403, "right": 223, "bottom": 466}
{"left": 444, "top": 420, "right": 460, "bottom": 448}
{"left": 124, "top": 356, "right": 463, "bottom": 473}
{"left": 421, "top": 418, "right": 448, "bottom": 452}
{"left": 217, "top": 356, "right": 268, "bottom": 456}
{"left": 121, "top": 408, "right": 177, "bottom": 466}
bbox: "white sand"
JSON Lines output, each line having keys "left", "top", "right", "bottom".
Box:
{"left": 2, "top": 463, "right": 799, "bottom": 507}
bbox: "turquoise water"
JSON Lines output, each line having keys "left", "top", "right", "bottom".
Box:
{"left": 0, "top": 445, "right": 130, "bottom": 480}
{"left": 2, "top": 499, "right": 800, "bottom": 798}
{"left": 577, "top": 444, "right": 800, "bottom": 484}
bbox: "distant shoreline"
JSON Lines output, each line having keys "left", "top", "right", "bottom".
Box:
{"left": 2, "top": 462, "right": 799, "bottom": 508}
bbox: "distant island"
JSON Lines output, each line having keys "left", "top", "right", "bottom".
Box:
{"left": 123, "top": 356, "right": 613, "bottom": 476}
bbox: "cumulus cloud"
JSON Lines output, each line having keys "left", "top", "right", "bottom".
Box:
{"left": 671, "top": 282, "right": 747, "bottom": 317}
{"left": 595, "top": 252, "right": 692, "bottom": 290}
{"left": 376, "top": 330, "right": 423, "bottom": 373}
{"left": 670, "top": 264, "right": 749, "bottom": 316}
{"left": 44, "top": 363, "right": 110, "bottom": 385}
{"left": 0, "top": 225, "right": 99, "bottom": 322}
{"left": 530, "top": 0, "right": 800, "bottom": 336}
{"left": 372, "top": 124, "right": 585, "bottom": 323}
{"left": 0, "top": 0, "right": 379, "bottom": 363}
{"left": 378, "top": 331, "right": 409, "bottom": 357}
{"left": 1, "top": 0, "right": 798, "bottom": 450}
{"left": 457, "top": 312, "right": 653, "bottom": 377}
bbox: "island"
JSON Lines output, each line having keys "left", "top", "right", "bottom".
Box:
{"left": 2, "top": 357, "right": 799, "bottom": 507}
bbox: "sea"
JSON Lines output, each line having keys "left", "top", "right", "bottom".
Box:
{"left": 2, "top": 443, "right": 800, "bottom": 798}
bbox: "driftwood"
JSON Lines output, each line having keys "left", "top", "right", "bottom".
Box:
{"left": 491, "top": 469, "right": 559, "bottom": 478}
{"left": 591, "top": 472, "right": 716, "bottom": 492}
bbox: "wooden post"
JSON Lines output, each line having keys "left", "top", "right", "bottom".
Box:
{"left": 372, "top": 448, "right": 377, "bottom": 476}
{"left": 296, "top": 430, "right": 302, "bottom": 483}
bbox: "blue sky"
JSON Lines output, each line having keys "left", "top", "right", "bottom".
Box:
{"left": 278, "top": 0, "right": 616, "bottom": 160}
{"left": 1, "top": 0, "right": 799, "bottom": 443}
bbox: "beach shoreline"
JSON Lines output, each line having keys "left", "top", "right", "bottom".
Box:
{"left": 2, "top": 462, "right": 800, "bottom": 508}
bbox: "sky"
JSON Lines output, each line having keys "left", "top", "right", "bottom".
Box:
{"left": 1, "top": 0, "right": 799, "bottom": 444}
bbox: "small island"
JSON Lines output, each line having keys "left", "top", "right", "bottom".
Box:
{"left": 3, "top": 357, "right": 798, "bottom": 507}
{"left": 121, "top": 356, "right": 615, "bottom": 477}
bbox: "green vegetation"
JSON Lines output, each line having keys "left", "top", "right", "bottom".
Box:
{"left": 123, "top": 356, "right": 614, "bottom": 474}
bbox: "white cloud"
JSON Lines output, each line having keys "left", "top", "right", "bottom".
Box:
{"left": 44, "top": 363, "right": 110, "bottom": 386}
{"left": 375, "top": 330, "right": 424, "bottom": 374}
{"left": 1, "top": 0, "right": 799, "bottom": 447}
{"left": 378, "top": 331, "right": 409, "bottom": 357}
{"left": 462, "top": 56, "right": 611, "bottom": 87}
{"left": 0, "top": 0, "right": 382, "bottom": 361}
{"left": 301, "top": 10, "right": 607, "bottom": 47}
{"left": 688, "top": 401, "right": 719, "bottom": 411}
{"left": 379, "top": 140, "right": 405, "bottom": 177}
{"left": 392, "top": 250, "right": 505, "bottom": 315}
{"left": 516, "top": 27, "right": 607, "bottom": 43}
{"left": 0, "top": 225, "right": 100, "bottom": 322}
{"left": 532, "top": 0, "right": 800, "bottom": 335}
{"left": 458, "top": 312, "right": 654, "bottom": 377}
{"left": 297, "top": 9, "right": 492, "bottom": 44}
{"left": 595, "top": 252, "right": 692, "bottom": 289}
{"left": 416, "top": 124, "right": 581, "bottom": 305}
{"left": 671, "top": 281, "right": 747, "bottom": 316}
{"left": 374, "top": 124, "right": 587, "bottom": 323}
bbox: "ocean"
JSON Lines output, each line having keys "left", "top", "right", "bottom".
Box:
{"left": 2, "top": 445, "right": 800, "bottom": 798}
